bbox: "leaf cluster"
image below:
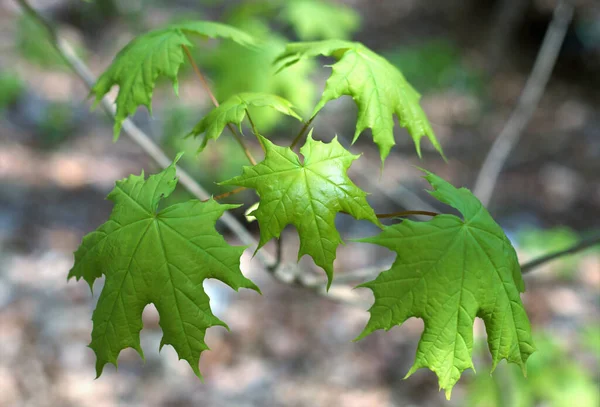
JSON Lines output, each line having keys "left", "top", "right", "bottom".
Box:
{"left": 70, "top": 9, "right": 535, "bottom": 399}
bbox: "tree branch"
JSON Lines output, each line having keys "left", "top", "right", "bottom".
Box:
{"left": 473, "top": 0, "right": 573, "bottom": 206}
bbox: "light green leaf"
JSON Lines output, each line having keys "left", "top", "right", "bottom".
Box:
{"left": 356, "top": 171, "right": 535, "bottom": 398}
{"left": 281, "top": 0, "right": 360, "bottom": 40}
{"left": 275, "top": 40, "right": 444, "bottom": 163}
{"left": 221, "top": 133, "right": 381, "bottom": 287}
{"left": 92, "top": 21, "right": 256, "bottom": 139}
{"left": 188, "top": 92, "right": 302, "bottom": 151}
{"left": 68, "top": 157, "right": 259, "bottom": 378}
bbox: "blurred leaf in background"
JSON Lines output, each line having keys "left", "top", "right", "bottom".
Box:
{"left": 517, "top": 227, "right": 599, "bottom": 279}
{"left": 17, "top": 13, "right": 87, "bottom": 69}
{"left": 0, "top": 72, "right": 24, "bottom": 111}
{"left": 39, "top": 102, "right": 75, "bottom": 146}
{"left": 202, "top": 20, "right": 315, "bottom": 132}
{"left": 17, "top": 14, "right": 65, "bottom": 68}
{"left": 280, "top": 0, "right": 360, "bottom": 41}
{"left": 384, "top": 40, "right": 483, "bottom": 95}
{"left": 200, "top": 0, "right": 361, "bottom": 133}
{"left": 467, "top": 333, "right": 600, "bottom": 407}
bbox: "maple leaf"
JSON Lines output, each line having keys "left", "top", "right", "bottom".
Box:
{"left": 281, "top": 0, "right": 360, "bottom": 41}
{"left": 188, "top": 92, "right": 302, "bottom": 151}
{"left": 91, "top": 21, "right": 256, "bottom": 139}
{"left": 220, "top": 133, "right": 381, "bottom": 287}
{"left": 275, "top": 40, "right": 444, "bottom": 164}
{"left": 68, "top": 157, "right": 259, "bottom": 378}
{"left": 356, "top": 171, "right": 535, "bottom": 398}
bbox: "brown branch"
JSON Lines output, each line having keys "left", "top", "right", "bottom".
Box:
{"left": 376, "top": 210, "right": 439, "bottom": 219}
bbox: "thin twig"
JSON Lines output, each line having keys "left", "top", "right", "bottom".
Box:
{"left": 207, "top": 186, "right": 247, "bottom": 202}
{"left": 473, "top": 0, "right": 573, "bottom": 206}
{"left": 182, "top": 45, "right": 220, "bottom": 107}
{"left": 290, "top": 117, "right": 314, "bottom": 149}
{"left": 182, "top": 45, "right": 258, "bottom": 165}
{"left": 244, "top": 108, "right": 265, "bottom": 151}
{"left": 15, "top": 0, "right": 364, "bottom": 307}
{"left": 376, "top": 210, "right": 438, "bottom": 219}
{"left": 521, "top": 233, "right": 600, "bottom": 274}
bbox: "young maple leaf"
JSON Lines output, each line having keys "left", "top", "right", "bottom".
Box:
{"left": 68, "top": 157, "right": 259, "bottom": 378}
{"left": 356, "top": 171, "right": 535, "bottom": 399}
{"left": 220, "top": 133, "right": 381, "bottom": 288}
{"left": 274, "top": 40, "right": 444, "bottom": 164}
{"left": 280, "top": 0, "right": 360, "bottom": 41}
{"left": 187, "top": 92, "right": 302, "bottom": 151}
{"left": 91, "top": 21, "right": 256, "bottom": 139}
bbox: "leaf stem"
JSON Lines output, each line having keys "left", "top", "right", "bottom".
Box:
{"left": 244, "top": 108, "right": 265, "bottom": 151}
{"left": 182, "top": 45, "right": 258, "bottom": 166}
{"left": 203, "top": 186, "right": 248, "bottom": 202}
{"left": 376, "top": 210, "right": 439, "bottom": 219}
{"left": 290, "top": 117, "right": 314, "bottom": 149}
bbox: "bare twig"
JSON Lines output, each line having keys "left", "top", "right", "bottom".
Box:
{"left": 15, "top": 0, "right": 365, "bottom": 306}
{"left": 473, "top": 0, "right": 573, "bottom": 206}
{"left": 521, "top": 233, "right": 600, "bottom": 274}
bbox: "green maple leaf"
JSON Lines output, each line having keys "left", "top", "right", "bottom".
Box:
{"left": 91, "top": 21, "right": 256, "bottom": 139}
{"left": 221, "top": 133, "right": 381, "bottom": 287}
{"left": 356, "top": 171, "right": 535, "bottom": 398}
{"left": 68, "top": 157, "right": 259, "bottom": 378}
{"left": 275, "top": 40, "right": 444, "bottom": 164}
{"left": 281, "top": 0, "right": 360, "bottom": 40}
{"left": 187, "top": 92, "right": 302, "bottom": 151}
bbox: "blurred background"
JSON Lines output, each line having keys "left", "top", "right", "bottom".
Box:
{"left": 0, "top": 0, "right": 599, "bottom": 406}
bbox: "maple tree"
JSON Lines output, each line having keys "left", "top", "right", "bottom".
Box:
{"left": 20, "top": 1, "right": 542, "bottom": 399}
